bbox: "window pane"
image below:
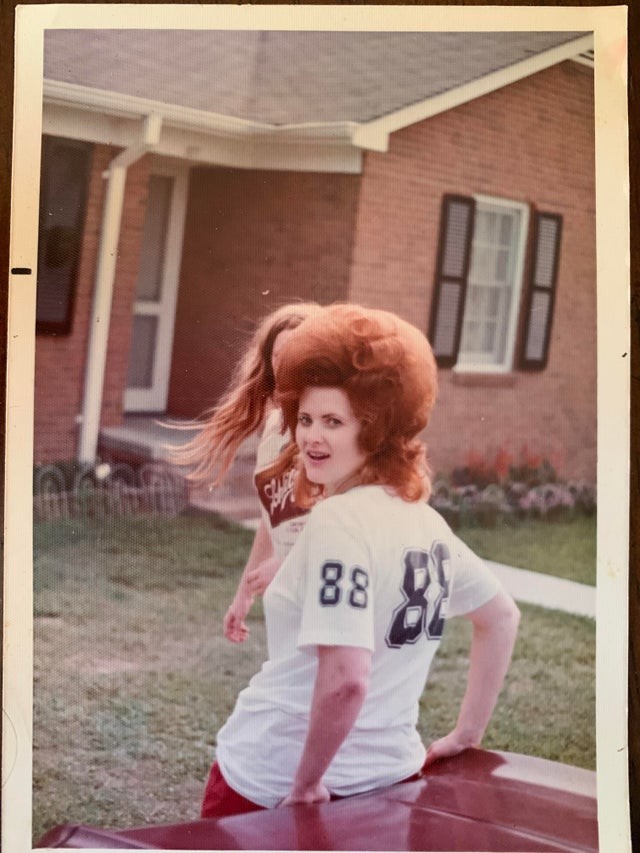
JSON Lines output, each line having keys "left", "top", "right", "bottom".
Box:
{"left": 127, "top": 315, "right": 158, "bottom": 388}
{"left": 458, "top": 200, "right": 524, "bottom": 368}
{"left": 482, "top": 321, "right": 496, "bottom": 353}
{"left": 136, "top": 175, "right": 173, "bottom": 301}
{"left": 499, "top": 214, "right": 513, "bottom": 246}
{"left": 495, "top": 248, "right": 509, "bottom": 283}
{"left": 36, "top": 137, "right": 92, "bottom": 332}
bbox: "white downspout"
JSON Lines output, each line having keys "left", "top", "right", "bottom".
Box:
{"left": 77, "top": 113, "right": 163, "bottom": 464}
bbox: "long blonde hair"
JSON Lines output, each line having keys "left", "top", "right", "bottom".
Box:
{"left": 172, "top": 302, "right": 320, "bottom": 486}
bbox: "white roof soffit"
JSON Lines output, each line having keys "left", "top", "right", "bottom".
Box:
{"left": 43, "top": 79, "right": 364, "bottom": 173}
{"left": 353, "top": 33, "right": 594, "bottom": 152}
{"left": 43, "top": 78, "right": 358, "bottom": 144}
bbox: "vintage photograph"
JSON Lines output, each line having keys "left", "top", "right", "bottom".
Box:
{"left": 3, "top": 6, "right": 631, "bottom": 853}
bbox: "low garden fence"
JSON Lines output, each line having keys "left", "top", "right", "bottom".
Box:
{"left": 33, "top": 462, "right": 189, "bottom": 522}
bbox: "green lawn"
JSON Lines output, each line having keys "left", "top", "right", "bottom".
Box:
{"left": 32, "top": 512, "right": 595, "bottom": 841}
{"left": 455, "top": 515, "right": 596, "bottom": 586}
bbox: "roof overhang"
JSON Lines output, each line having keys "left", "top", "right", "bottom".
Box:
{"left": 42, "top": 32, "right": 593, "bottom": 168}
{"left": 43, "top": 79, "right": 363, "bottom": 174}
{"left": 353, "top": 32, "right": 594, "bottom": 152}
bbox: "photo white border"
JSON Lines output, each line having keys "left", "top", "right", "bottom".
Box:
{"left": 4, "top": 5, "right": 630, "bottom": 852}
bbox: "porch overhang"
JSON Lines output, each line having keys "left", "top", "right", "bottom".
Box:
{"left": 43, "top": 80, "right": 364, "bottom": 174}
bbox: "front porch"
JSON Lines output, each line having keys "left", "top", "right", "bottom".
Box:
{"left": 98, "top": 415, "right": 261, "bottom": 523}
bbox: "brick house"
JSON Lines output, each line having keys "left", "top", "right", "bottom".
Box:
{"left": 36, "top": 30, "right": 596, "bottom": 482}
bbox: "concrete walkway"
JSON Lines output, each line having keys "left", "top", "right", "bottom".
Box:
{"left": 485, "top": 560, "right": 595, "bottom": 619}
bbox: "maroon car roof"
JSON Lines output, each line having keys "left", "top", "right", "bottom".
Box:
{"left": 36, "top": 750, "right": 598, "bottom": 852}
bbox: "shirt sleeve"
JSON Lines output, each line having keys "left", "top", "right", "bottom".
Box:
{"left": 297, "top": 500, "right": 375, "bottom": 653}
{"left": 446, "top": 535, "right": 503, "bottom": 618}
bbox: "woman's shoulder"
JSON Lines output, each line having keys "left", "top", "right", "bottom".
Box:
{"left": 308, "top": 485, "right": 403, "bottom": 525}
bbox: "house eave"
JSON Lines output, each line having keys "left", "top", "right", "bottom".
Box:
{"left": 43, "top": 79, "right": 364, "bottom": 173}
{"left": 43, "top": 32, "right": 594, "bottom": 163}
{"left": 43, "top": 79, "right": 359, "bottom": 144}
{"left": 352, "top": 33, "right": 595, "bottom": 153}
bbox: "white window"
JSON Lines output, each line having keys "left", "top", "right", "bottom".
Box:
{"left": 456, "top": 196, "right": 529, "bottom": 372}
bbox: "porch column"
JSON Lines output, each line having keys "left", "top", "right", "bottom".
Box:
{"left": 77, "top": 114, "right": 162, "bottom": 463}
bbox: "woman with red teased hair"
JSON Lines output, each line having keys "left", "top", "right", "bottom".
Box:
{"left": 202, "top": 303, "right": 520, "bottom": 817}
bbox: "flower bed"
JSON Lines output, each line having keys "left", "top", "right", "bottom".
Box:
{"left": 429, "top": 446, "right": 596, "bottom": 528}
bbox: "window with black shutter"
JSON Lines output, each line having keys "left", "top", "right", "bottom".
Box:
{"left": 36, "top": 136, "right": 93, "bottom": 334}
{"left": 429, "top": 195, "right": 561, "bottom": 373}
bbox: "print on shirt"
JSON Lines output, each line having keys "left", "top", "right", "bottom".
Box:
{"left": 319, "top": 560, "right": 344, "bottom": 606}
{"left": 254, "top": 443, "right": 309, "bottom": 530}
{"left": 318, "top": 561, "right": 370, "bottom": 609}
{"left": 386, "top": 542, "right": 451, "bottom": 648}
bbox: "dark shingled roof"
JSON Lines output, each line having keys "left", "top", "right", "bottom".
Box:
{"left": 44, "top": 30, "right": 588, "bottom": 125}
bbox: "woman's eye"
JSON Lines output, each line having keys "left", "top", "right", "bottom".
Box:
{"left": 327, "top": 417, "right": 342, "bottom": 427}
{"left": 298, "top": 414, "right": 311, "bottom": 426}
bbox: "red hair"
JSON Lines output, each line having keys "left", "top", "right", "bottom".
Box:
{"left": 171, "top": 302, "right": 320, "bottom": 485}
{"left": 275, "top": 304, "right": 438, "bottom": 506}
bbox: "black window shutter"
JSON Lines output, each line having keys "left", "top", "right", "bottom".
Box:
{"left": 518, "top": 212, "right": 563, "bottom": 370}
{"left": 36, "top": 136, "right": 93, "bottom": 335}
{"left": 428, "top": 194, "right": 475, "bottom": 367}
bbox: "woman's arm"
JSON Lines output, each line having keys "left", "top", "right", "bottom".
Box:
{"left": 280, "top": 645, "right": 372, "bottom": 806}
{"left": 223, "top": 518, "right": 274, "bottom": 642}
{"left": 423, "top": 587, "right": 520, "bottom": 767}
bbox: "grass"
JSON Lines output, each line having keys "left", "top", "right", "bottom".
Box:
{"left": 32, "top": 512, "right": 595, "bottom": 843}
{"left": 455, "top": 515, "right": 596, "bottom": 586}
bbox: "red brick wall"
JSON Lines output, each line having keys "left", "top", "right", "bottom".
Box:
{"left": 349, "top": 62, "right": 596, "bottom": 482}
{"left": 34, "top": 145, "right": 150, "bottom": 463}
{"left": 168, "top": 167, "right": 360, "bottom": 416}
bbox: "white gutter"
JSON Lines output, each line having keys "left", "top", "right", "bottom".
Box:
{"left": 43, "top": 79, "right": 358, "bottom": 145}
{"left": 353, "top": 33, "right": 595, "bottom": 152}
{"left": 77, "top": 113, "right": 162, "bottom": 464}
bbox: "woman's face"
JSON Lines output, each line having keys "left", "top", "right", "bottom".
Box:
{"left": 295, "top": 386, "right": 367, "bottom": 495}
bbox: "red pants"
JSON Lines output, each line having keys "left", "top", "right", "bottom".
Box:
{"left": 201, "top": 762, "right": 265, "bottom": 819}
{"left": 201, "top": 760, "right": 426, "bottom": 819}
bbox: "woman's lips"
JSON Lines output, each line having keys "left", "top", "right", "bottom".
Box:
{"left": 305, "top": 449, "right": 329, "bottom": 465}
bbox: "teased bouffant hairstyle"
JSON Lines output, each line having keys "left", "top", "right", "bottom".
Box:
{"left": 275, "top": 303, "right": 438, "bottom": 507}
{"left": 171, "top": 302, "right": 320, "bottom": 486}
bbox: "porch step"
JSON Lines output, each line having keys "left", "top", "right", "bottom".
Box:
{"left": 98, "top": 416, "right": 261, "bottom": 522}
{"left": 98, "top": 416, "right": 259, "bottom": 464}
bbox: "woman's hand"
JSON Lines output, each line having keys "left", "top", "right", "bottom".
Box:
{"left": 278, "top": 782, "right": 331, "bottom": 808}
{"left": 422, "top": 728, "right": 478, "bottom": 769}
{"left": 245, "top": 556, "right": 282, "bottom": 596}
{"left": 424, "top": 588, "right": 519, "bottom": 764}
{"left": 223, "top": 595, "right": 254, "bottom": 643}
{"left": 223, "top": 519, "right": 273, "bottom": 642}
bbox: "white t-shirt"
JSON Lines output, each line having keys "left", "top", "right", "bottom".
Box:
{"left": 216, "top": 485, "right": 502, "bottom": 808}
{"left": 253, "top": 408, "right": 309, "bottom": 560}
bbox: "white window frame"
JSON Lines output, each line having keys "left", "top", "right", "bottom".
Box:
{"left": 455, "top": 194, "right": 529, "bottom": 374}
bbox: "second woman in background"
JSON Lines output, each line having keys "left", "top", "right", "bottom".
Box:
{"left": 176, "top": 303, "right": 320, "bottom": 642}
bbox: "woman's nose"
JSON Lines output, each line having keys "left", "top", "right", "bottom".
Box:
{"left": 306, "top": 420, "right": 323, "bottom": 442}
